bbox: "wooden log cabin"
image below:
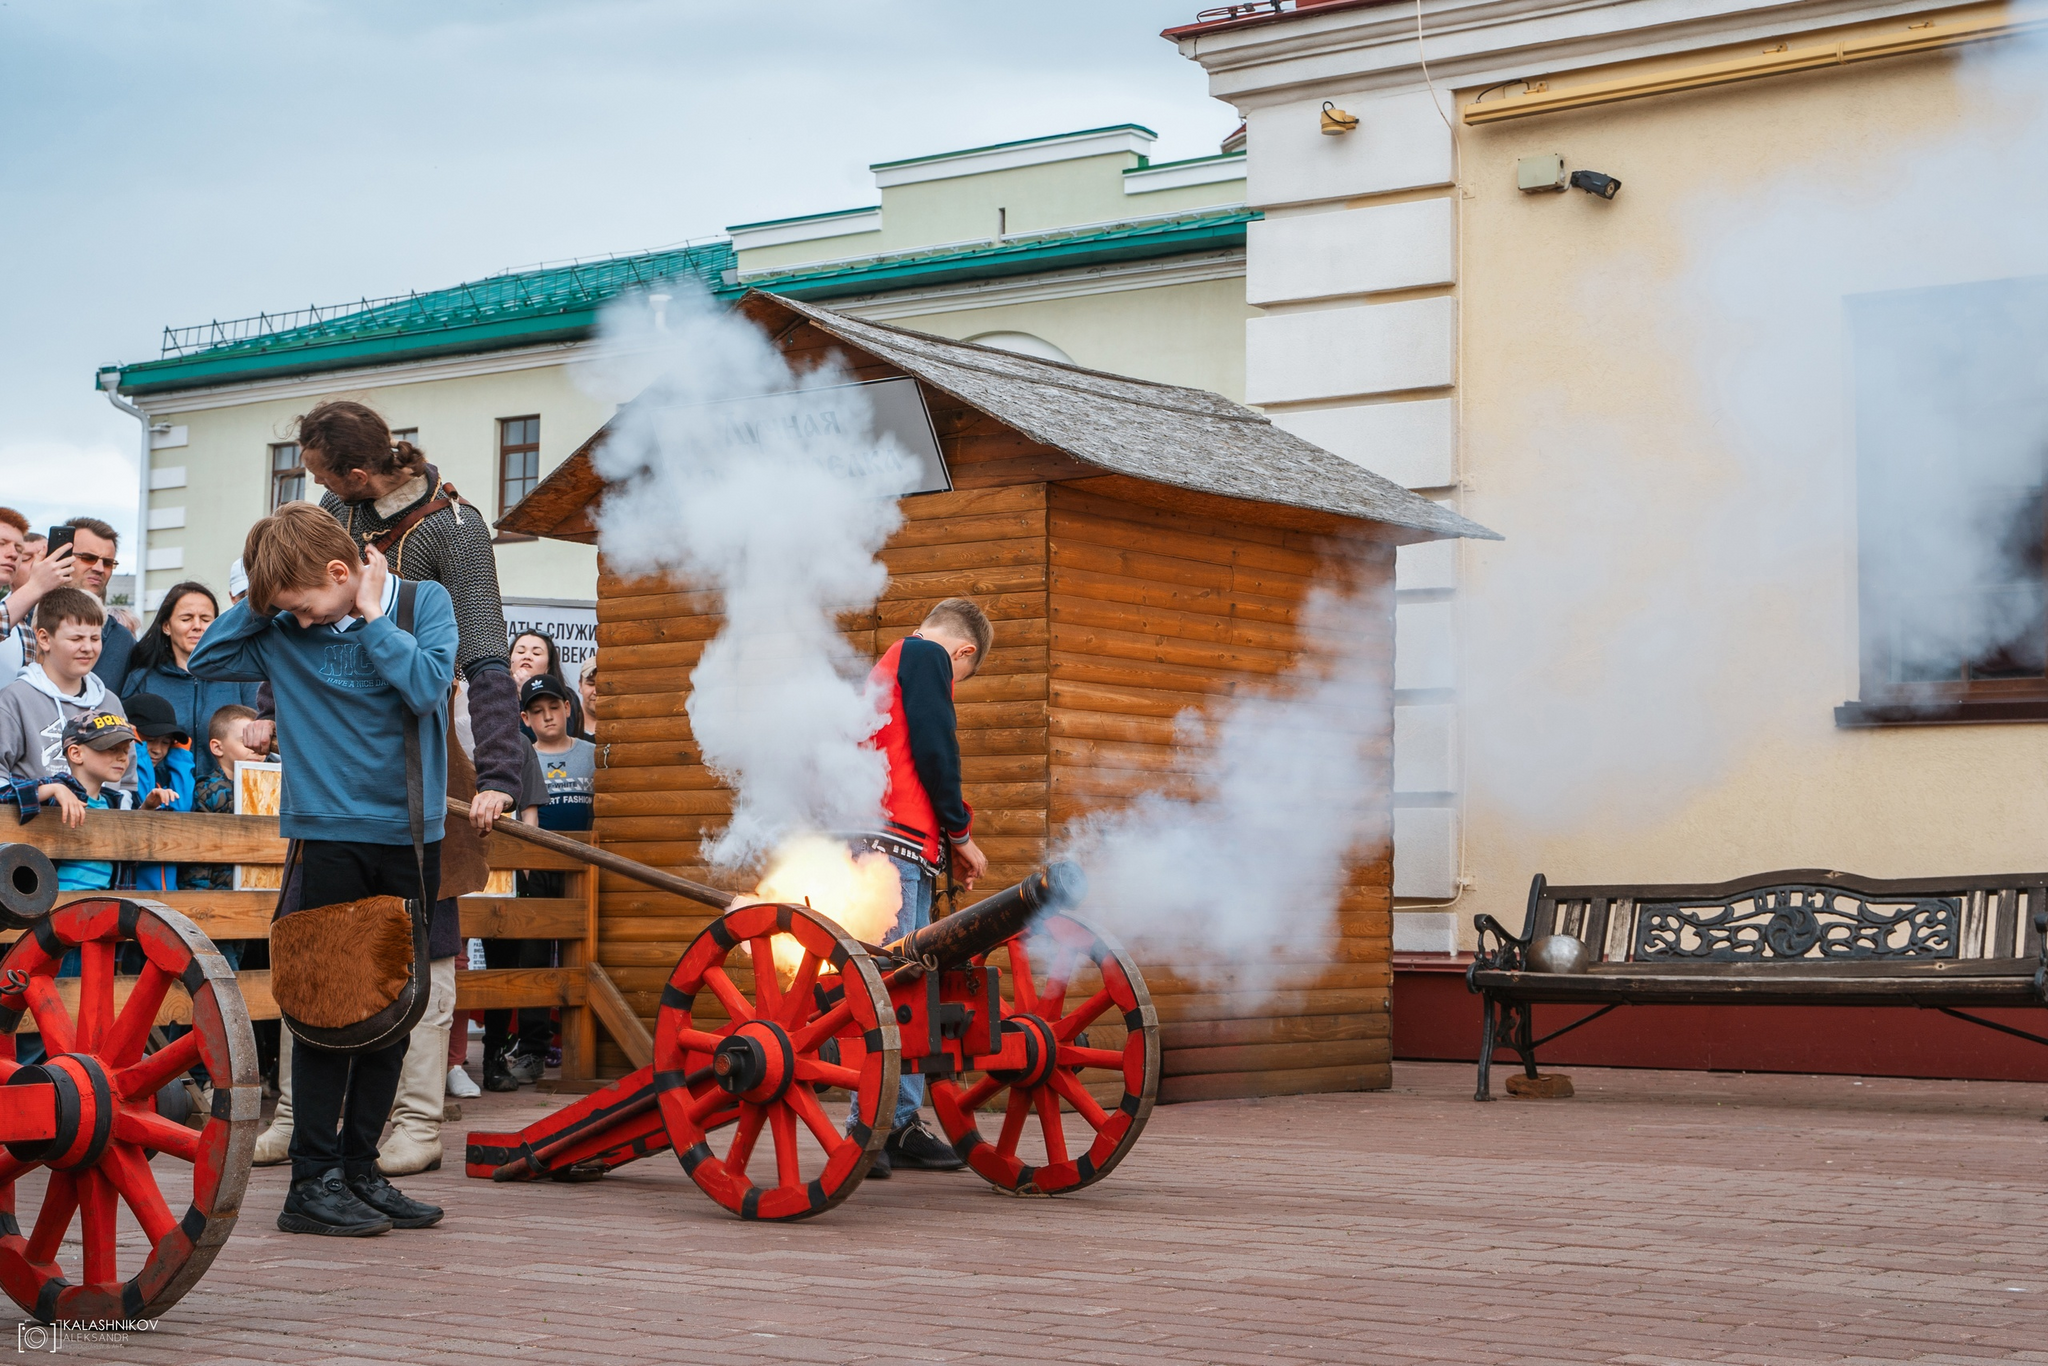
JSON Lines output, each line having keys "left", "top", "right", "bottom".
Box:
{"left": 500, "top": 292, "right": 1496, "bottom": 1101}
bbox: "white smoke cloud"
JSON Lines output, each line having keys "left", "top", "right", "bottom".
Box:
{"left": 1463, "top": 32, "right": 2048, "bottom": 833}
{"left": 584, "top": 286, "right": 917, "bottom": 867}
{"left": 1060, "top": 578, "right": 1388, "bottom": 993}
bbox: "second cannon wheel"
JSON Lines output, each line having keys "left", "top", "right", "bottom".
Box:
{"left": 930, "top": 908, "right": 1159, "bottom": 1197}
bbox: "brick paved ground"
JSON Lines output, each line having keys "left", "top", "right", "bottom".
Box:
{"left": 29, "top": 1062, "right": 2048, "bottom": 1365}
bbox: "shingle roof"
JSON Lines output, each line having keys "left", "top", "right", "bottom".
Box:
{"left": 500, "top": 292, "right": 1497, "bottom": 545}
{"left": 764, "top": 296, "right": 1496, "bottom": 541}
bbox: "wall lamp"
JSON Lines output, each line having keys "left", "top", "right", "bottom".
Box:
{"left": 1321, "top": 100, "right": 1360, "bottom": 135}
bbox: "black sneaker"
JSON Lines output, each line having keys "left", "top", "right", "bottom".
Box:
{"left": 864, "top": 1144, "right": 892, "bottom": 1179}
{"left": 886, "top": 1117, "right": 964, "bottom": 1171}
{"left": 277, "top": 1169, "right": 392, "bottom": 1237}
{"left": 482, "top": 1063, "right": 519, "bottom": 1093}
{"left": 346, "top": 1171, "right": 443, "bottom": 1229}
{"left": 503, "top": 1047, "right": 545, "bottom": 1085}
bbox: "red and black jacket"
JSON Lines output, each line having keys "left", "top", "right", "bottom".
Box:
{"left": 866, "top": 636, "right": 971, "bottom": 870}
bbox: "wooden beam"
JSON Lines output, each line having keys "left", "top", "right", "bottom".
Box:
{"left": 37, "top": 966, "right": 587, "bottom": 1026}
{"left": 585, "top": 962, "right": 653, "bottom": 1070}
{"left": 456, "top": 897, "right": 588, "bottom": 939}
{"left": 9, "top": 811, "right": 283, "bottom": 863}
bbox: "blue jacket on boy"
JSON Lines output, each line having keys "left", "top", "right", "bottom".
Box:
{"left": 187, "top": 574, "right": 456, "bottom": 845}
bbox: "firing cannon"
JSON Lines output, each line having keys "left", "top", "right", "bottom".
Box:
{"left": 0, "top": 844, "right": 258, "bottom": 1323}
{"left": 466, "top": 823, "right": 1160, "bottom": 1220}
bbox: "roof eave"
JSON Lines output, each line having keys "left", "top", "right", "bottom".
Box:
{"left": 108, "top": 310, "right": 605, "bottom": 397}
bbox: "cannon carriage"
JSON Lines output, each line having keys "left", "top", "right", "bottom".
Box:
{"left": 466, "top": 837, "right": 1161, "bottom": 1219}
{"left": 0, "top": 844, "right": 259, "bottom": 1324}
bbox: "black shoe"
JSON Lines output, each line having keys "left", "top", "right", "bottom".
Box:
{"left": 277, "top": 1169, "right": 392, "bottom": 1237}
{"left": 503, "top": 1047, "right": 545, "bottom": 1085}
{"left": 483, "top": 1066, "right": 519, "bottom": 1093}
{"left": 346, "top": 1171, "right": 443, "bottom": 1229}
{"left": 864, "top": 1144, "right": 892, "bottom": 1179}
{"left": 886, "top": 1118, "right": 964, "bottom": 1171}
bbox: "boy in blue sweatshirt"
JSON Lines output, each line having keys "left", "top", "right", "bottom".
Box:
{"left": 189, "top": 501, "right": 455, "bottom": 1239}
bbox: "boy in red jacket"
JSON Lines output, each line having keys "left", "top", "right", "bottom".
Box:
{"left": 860, "top": 597, "right": 991, "bottom": 1176}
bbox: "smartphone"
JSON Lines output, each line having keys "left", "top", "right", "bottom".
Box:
{"left": 45, "top": 526, "right": 74, "bottom": 558}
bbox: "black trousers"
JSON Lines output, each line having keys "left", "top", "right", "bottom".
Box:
{"left": 481, "top": 939, "right": 554, "bottom": 1064}
{"left": 289, "top": 838, "right": 441, "bottom": 1185}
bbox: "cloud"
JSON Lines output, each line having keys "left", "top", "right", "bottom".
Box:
{"left": 0, "top": 440, "right": 137, "bottom": 547}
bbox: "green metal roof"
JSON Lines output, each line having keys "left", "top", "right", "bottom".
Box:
{"left": 100, "top": 206, "right": 1253, "bottom": 397}
{"left": 737, "top": 208, "right": 1256, "bottom": 303}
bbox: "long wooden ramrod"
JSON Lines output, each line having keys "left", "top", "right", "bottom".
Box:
{"left": 446, "top": 798, "right": 731, "bottom": 910}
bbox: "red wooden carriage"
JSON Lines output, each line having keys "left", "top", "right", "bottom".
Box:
{"left": 0, "top": 844, "right": 257, "bottom": 1324}
{"left": 465, "top": 833, "right": 1161, "bottom": 1218}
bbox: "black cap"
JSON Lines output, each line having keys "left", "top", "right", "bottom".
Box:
{"left": 122, "top": 692, "right": 190, "bottom": 742}
{"left": 61, "top": 710, "right": 139, "bottom": 752}
{"left": 520, "top": 674, "right": 572, "bottom": 709}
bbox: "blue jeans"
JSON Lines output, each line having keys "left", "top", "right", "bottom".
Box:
{"left": 850, "top": 855, "right": 931, "bottom": 1132}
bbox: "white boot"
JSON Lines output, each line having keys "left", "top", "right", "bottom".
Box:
{"left": 379, "top": 958, "right": 456, "bottom": 1176}
{"left": 252, "top": 1028, "right": 293, "bottom": 1167}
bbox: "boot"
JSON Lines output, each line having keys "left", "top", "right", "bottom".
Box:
{"left": 379, "top": 958, "right": 454, "bottom": 1176}
{"left": 252, "top": 1028, "right": 293, "bottom": 1167}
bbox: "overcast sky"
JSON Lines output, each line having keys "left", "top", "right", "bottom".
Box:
{"left": 0, "top": 0, "right": 1236, "bottom": 546}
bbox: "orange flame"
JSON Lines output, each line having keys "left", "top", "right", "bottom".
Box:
{"left": 736, "top": 835, "right": 904, "bottom": 976}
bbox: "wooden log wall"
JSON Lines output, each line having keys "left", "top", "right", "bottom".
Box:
{"left": 1044, "top": 483, "right": 1395, "bottom": 1103}
{"left": 589, "top": 468, "right": 1056, "bottom": 1073}
{"left": 587, "top": 349, "right": 1397, "bottom": 1096}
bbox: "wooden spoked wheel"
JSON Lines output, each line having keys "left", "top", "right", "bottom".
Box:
{"left": 0, "top": 898, "right": 257, "bottom": 1323}
{"left": 653, "top": 901, "right": 899, "bottom": 1220}
{"left": 931, "top": 909, "right": 1159, "bottom": 1197}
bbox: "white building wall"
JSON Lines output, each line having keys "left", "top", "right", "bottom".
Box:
{"left": 1236, "top": 81, "right": 1466, "bottom": 947}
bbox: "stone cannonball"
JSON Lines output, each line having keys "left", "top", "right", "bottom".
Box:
{"left": 1527, "top": 934, "right": 1591, "bottom": 974}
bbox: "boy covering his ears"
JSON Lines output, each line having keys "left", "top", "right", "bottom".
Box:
{"left": 188, "top": 501, "right": 455, "bottom": 1238}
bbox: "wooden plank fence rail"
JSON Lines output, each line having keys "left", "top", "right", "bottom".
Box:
{"left": 4, "top": 808, "right": 608, "bottom": 1080}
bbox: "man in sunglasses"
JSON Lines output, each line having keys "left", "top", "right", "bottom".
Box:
{"left": 57, "top": 519, "right": 135, "bottom": 690}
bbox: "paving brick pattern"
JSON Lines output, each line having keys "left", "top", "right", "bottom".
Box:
{"left": 29, "top": 1063, "right": 2048, "bottom": 1364}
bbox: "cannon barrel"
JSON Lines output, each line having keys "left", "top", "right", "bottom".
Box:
{"left": 0, "top": 844, "right": 58, "bottom": 931}
{"left": 883, "top": 861, "right": 1084, "bottom": 970}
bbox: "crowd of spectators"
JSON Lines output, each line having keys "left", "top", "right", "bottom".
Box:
{"left": 0, "top": 398, "right": 589, "bottom": 1236}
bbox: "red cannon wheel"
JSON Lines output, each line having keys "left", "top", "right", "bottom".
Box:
{"left": 653, "top": 901, "right": 899, "bottom": 1220}
{"left": 931, "top": 909, "right": 1159, "bottom": 1197}
{"left": 0, "top": 898, "right": 257, "bottom": 1323}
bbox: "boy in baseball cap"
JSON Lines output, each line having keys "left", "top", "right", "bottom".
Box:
{"left": 13, "top": 711, "right": 176, "bottom": 890}
{"left": 125, "top": 692, "right": 195, "bottom": 813}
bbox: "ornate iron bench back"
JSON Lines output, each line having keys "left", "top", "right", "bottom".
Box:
{"left": 1531, "top": 874, "right": 2048, "bottom": 966}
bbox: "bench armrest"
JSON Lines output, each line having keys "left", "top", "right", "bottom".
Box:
{"left": 1468, "top": 913, "right": 1528, "bottom": 989}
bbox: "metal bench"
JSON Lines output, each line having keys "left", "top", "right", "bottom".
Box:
{"left": 1466, "top": 869, "right": 2048, "bottom": 1100}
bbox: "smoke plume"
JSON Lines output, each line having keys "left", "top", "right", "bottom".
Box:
{"left": 585, "top": 287, "right": 917, "bottom": 867}
{"left": 1463, "top": 32, "right": 2048, "bottom": 837}
{"left": 1060, "top": 578, "right": 1387, "bottom": 992}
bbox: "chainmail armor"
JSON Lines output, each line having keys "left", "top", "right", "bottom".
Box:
{"left": 323, "top": 467, "right": 508, "bottom": 677}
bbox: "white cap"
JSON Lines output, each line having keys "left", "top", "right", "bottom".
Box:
{"left": 228, "top": 557, "right": 248, "bottom": 600}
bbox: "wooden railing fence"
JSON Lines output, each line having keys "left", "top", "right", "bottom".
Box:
{"left": 3, "top": 809, "right": 647, "bottom": 1081}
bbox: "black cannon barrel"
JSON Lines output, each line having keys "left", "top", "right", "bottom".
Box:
{"left": 883, "top": 861, "right": 1084, "bottom": 970}
{"left": 0, "top": 844, "right": 58, "bottom": 931}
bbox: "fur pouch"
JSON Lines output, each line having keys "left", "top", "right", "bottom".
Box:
{"left": 272, "top": 895, "right": 428, "bottom": 1049}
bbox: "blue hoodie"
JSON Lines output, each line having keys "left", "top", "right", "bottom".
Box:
{"left": 187, "top": 576, "right": 455, "bottom": 845}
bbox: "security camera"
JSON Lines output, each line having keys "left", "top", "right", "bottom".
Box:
{"left": 1569, "top": 170, "right": 1621, "bottom": 199}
